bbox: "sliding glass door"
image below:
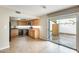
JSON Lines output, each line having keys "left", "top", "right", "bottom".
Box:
{"left": 48, "top": 17, "right": 76, "bottom": 50}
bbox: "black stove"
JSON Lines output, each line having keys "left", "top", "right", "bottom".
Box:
{"left": 19, "top": 29, "right": 29, "bottom": 36}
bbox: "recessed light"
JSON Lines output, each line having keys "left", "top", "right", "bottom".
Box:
{"left": 42, "top": 5, "right": 47, "bottom": 9}
{"left": 15, "top": 11, "right": 21, "bottom": 14}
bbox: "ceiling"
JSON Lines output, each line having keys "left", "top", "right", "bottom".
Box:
{"left": 3, "top": 5, "right": 75, "bottom": 16}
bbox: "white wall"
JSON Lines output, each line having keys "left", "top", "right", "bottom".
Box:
{"left": 40, "top": 15, "right": 48, "bottom": 40}
{"left": 11, "top": 17, "right": 18, "bottom": 26}
{"left": 0, "top": 7, "right": 12, "bottom": 50}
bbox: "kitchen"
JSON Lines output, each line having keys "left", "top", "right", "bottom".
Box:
{"left": 10, "top": 17, "right": 40, "bottom": 41}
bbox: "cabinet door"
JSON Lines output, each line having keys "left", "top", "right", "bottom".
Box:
{"left": 17, "top": 20, "right": 28, "bottom": 25}
{"left": 32, "top": 19, "right": 40, "bottom": 26}
{"left": 11, "top": 29, "right": 18, "bottom": 37}
{"left": 29, "top": 29, "right": 40, "bottom": 39}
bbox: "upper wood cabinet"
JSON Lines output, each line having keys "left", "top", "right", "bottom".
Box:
{"left": 17, "top": 20, "right": 28, "bottom": 25}
{"left": 31, "top": 19, "right": 40, "bottom": 26}
{"left": 17, "top": 19, "right": 40, "bottom": 26}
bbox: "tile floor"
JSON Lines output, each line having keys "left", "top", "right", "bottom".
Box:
{"left": 50, "top": 32, "right": 76, "bottom": 49}
{"left": 0, "top": 36, "right": 77, "bottom": 53}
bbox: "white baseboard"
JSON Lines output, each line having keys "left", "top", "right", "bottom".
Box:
{"left": 0, "top": 45, "right": 9, "bottom": 50}
{"left": 40, "top": 37, "right": 48, "bottom": 41}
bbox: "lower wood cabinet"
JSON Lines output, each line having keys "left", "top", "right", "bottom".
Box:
{"left": 29, "top": 28, "right": 40, "bottom": 39}
{"left": 17, "top": 20, "right": 28, "bottom": 26}
{"left": 32, "top": 19, "right": 40, "bottom": 26}
{"left": 11, "top": 29, "right": 18, "bottom": 37}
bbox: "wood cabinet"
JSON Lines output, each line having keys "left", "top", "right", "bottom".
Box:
{"left": 31, "top": 19, "right": 40, "bottom": 26}
{"left": 17, "top": 19, "right": 40, "bottom": 26}
{"left": 11, "top": 29, "right": 18, "bottom": 37}
{"left": 52, "top": 24, "right": 59, "bottom": 36}
{"left": 17, "top": 20, "right": 28, "bottom": 25}
{"left": 29, "top": 28, "right": 40, "bottom": 39}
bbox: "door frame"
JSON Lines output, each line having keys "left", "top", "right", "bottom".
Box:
{"left": 9, "top": 17, "right": 11, "bottom": 42}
